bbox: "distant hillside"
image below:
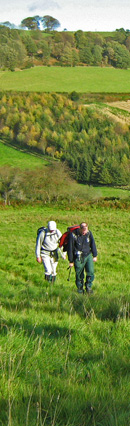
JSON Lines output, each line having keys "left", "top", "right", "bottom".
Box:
{"left": 0, "top": 91, "right": 130, "bottom": 186}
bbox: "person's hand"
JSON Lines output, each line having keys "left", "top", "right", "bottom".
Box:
{"left": 93, "top": 257, "right": 97, "bottom": 262}
{"left": 62, "top": 253, "right": 67, "bottom": 260}
{"left": 37, "top": 257, "right": 42, "bottom": 263}
{"left": 69, "top": 262, "right": 74, "bottom": 267}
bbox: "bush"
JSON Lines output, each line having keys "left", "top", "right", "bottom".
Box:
{"left": 70, "top": 91, "right": 80, "bottom": 101}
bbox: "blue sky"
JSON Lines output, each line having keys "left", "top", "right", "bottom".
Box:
{"left": 0, "top": 0, "right": 130, "bottom": 32}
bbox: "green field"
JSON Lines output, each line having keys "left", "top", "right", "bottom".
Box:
{"left": 0, "top": 141, "right": 50, "bottom": 169}
{"left": 0, "top": 204, "right": 130, "bottom": 426}
{"left": 0, "top": 66, "right": 130, "bottom": 92}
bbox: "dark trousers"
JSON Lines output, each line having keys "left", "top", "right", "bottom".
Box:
{"left": 74, "top": 253, "right": 94, "bottom": 292}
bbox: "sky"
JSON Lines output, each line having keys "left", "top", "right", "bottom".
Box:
{"left": 0, "top": 0, "right": 130, "bottom": 32}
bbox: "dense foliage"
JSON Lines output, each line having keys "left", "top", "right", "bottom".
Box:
{"left": 0, "top": 162, "right": 103, "bottom": 206}
{"left": 0, "top": 92, "right": 130, "bottom": 186}
{"left": 0, "top": 26, "right": 130, "bottom": 70}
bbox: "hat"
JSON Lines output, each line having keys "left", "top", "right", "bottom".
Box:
{"left": 48, "top": 221, "right": 56, "bottom": 231}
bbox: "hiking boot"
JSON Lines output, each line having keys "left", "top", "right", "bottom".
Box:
{"left": 77, "top": 288, "right": 84, "bottom": 294}
{"left": 86, "top": 285, "right": 93, "bottom": 294}
{"left": 45, "top": 274, "right": 52, "bottom": 282}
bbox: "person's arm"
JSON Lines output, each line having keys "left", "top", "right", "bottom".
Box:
{"left": 58, "top": 247, "right": 67, "bottom": 260}
{"left": 89, "top": 231, "right": 97, "bottom": 259}
{"left": 56, "top": 230, "right": 67, "bottom": 259}
{"left": 35, "top": 230, "right": 45, "bottom": 263}
{"left": 68, "top": 232, "right": 74, "bottom": 266}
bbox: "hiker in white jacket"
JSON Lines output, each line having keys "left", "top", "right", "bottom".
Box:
{"left": 35, "top": 221, "right": 62, "bottom": 283}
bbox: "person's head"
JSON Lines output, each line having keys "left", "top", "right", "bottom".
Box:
{"left": 80, "top": 222, "right": 88, "bottom": 235}
{"left": 48, "top": 220, "right": 56, "bottom": 233}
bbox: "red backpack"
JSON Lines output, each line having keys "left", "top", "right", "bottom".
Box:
{"left": 59, "top": 225, "right": 80, "bottom": 252}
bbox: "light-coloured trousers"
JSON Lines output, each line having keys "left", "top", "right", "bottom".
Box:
{"left": 42, "top": 253, "right": 58, "bottom": 276}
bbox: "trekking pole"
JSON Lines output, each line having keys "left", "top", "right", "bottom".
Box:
{"left": 67, "top": 266, "right": 71, "bottom": 282}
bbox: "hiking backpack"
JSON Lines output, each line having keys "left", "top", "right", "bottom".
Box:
{"left": 37, "top": 226, "right": 46, "bottom": 237}
{"left": 59, "top": 225, "right": 80, "bottom": 253}
{"left": 36, "top": 226, "right": 59, "bottom": 242}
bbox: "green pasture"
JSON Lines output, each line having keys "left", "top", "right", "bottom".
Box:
{"left": 94, "top": 185, "right": 130, "bottom": 199}
{"left": 0, "top": 66, "right": 130, "bottom": 92}
{"left": 0, "top": 204, "right": 130, "bottom": 426}
{"left": 0, "top": 140, "right": 50, "bottom": 169}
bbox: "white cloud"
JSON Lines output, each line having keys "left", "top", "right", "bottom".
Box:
{"left": 29, "top": 0, "right": 60, "bottom": 13}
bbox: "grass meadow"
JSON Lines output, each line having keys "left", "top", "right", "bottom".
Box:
{"left": 0, "top": 141, "right": 50, "bottom": 170}
{"left": 0, "top": 66, "right": 130, "bottom": 93}
{"left": 0, "top": 203, "right": 130, "bottom": 426}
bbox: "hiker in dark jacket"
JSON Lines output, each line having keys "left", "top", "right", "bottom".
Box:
{"left": 68, "top": 222, "right": 97, "bottom": 294}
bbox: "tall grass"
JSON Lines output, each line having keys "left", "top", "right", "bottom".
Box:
{"left": 0, "top": 66, "right": 130, "bottom": 92}
{"left": 0, "top": 204, "right": 130, "bottom": 425}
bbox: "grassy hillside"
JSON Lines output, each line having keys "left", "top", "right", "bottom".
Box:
{"left": 0, "top": 140, "right": 50, "bottom": 169}
{"left": 0, "top": 204, "right": 130, "bottom": 426}
{"left": 0, "top": 66, "right": 130, "bottom": 93}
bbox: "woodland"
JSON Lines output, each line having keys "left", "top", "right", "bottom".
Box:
{"left": 0, "top": 24, "right": 130, "bottom": 195}
{"left": 0, "top": 25, "right": 130, "bottom": 70}
{"left": 0, "top": 92, "right": 130, "bottom": 189}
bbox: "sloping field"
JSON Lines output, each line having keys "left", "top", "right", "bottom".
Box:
{"left": 107, "top": 100, "right": 130, "bottom": 112}
{"left": 0, "top": 141, "right": 49, "bottom": 169}
{"left": 106, "top": 99, "right": 130, "bottom": 124}
{"left": 0, "top": 66, "right": 130, "bottom": 92}
{"left": 98, "top": 103, "right": 130, "bottom": 125}
{"left": 85, "top": 100, "right": 130, "bottom": 125}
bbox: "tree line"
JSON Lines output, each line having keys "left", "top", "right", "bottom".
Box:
{"left": 1, "top": 16, "right": 61, "bottom": 31}
{"left": 0, "top": 161, "right": 102, "bottom": 206}
{"left": 0, "top": 25, "right": 130, "bottom": 70}
{"left": 0, "top": 92, "right": 130, "bottom": 186}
